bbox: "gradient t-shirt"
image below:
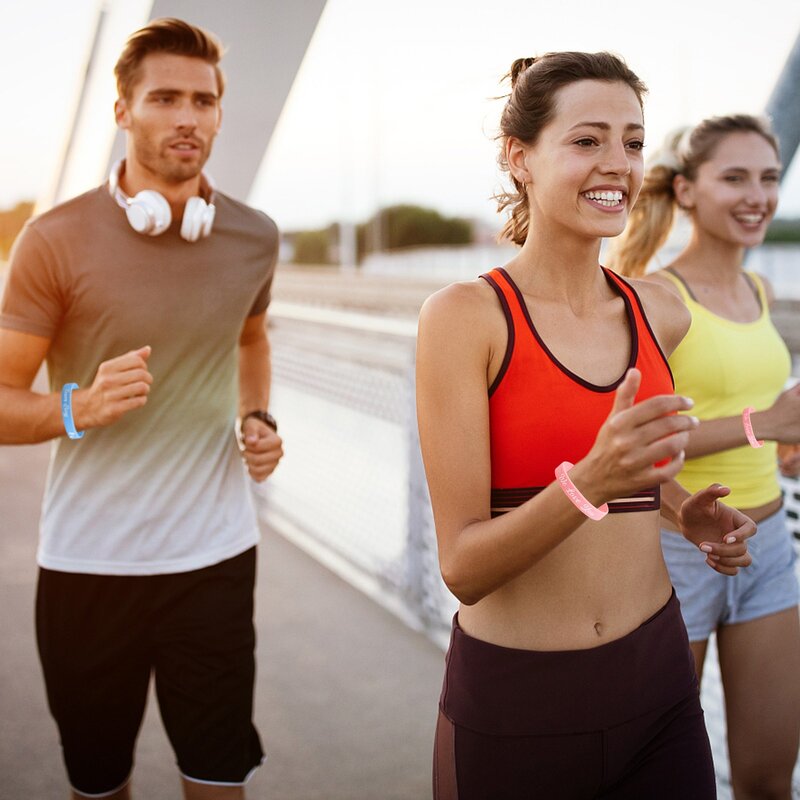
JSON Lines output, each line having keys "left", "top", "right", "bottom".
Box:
{"left": 0, "top": 184, "right": 278, "bottom": 574}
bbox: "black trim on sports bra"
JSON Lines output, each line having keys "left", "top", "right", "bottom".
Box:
{"left": 490, "top": 485, "right": 661, "bottom": 515}
{"left": 609, "top": 271, "right": 675, "bottom": 390}
{"left": 480, "top": 272, "right": 516, "bottom": 397}
{"left": 495, "top": 267, "right": 638, "bottom": 393}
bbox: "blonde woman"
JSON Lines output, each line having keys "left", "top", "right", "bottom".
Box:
{"left": 611, "top": 115, "right": 800, "bottom": 800}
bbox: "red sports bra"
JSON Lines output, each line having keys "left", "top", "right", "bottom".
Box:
{"left": 481, "top": 267, "right": 674, "bottom": 516}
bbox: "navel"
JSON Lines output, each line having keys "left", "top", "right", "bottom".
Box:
{"left": 593, "top": 622, "right": 603, "bottom": 637}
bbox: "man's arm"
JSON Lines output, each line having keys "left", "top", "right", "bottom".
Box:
{"left": 0, "top": 328, "right": 60, "bottom": 444}
{"left": 0, "top": 328, "right": 153, "bottom": 445}
{"left": 238, "top": 312, "right": 282, "bottom": 482}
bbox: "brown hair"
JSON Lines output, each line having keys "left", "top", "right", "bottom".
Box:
{"left": 496, "top": 52, "right": 647, "bottom": 246}
{"left": 114, "top": 18, "right": 226, "bottom": 101}
{"left": 609, "top": 114, "right": 780, "bottom": 277}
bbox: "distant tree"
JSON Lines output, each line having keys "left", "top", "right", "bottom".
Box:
{"left": 0, "top": 201, "right": 35, "bottom": 260}
{"left": 356, "top": 204, "right": 473, "bottom": 261}
{"left": 765, "top": 218, "right": 800, "bottom": 243}
{"left": 292, "top": 226, "right": 336, "bottom": 265}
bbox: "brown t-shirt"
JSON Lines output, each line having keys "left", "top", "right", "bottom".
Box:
{"left": 1, "top": 185, "right": 278, "bottom": 574}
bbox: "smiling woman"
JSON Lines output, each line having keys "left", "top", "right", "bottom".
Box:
{"left": 611, "top": 115, "right": 800, "bottom": 800}
{"left": 416, "top": 51, "right": 758, "bottom": 800}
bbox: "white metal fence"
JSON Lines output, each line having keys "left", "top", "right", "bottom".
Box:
{"left": 256, "top": 303, "right": 800, "bottom": 643}
{"left": 256, "top": 301, "right": 800, "bottom": 798}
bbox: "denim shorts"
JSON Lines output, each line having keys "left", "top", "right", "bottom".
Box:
{"left": 661, "top": 508, "right": 800, "bottom": 642}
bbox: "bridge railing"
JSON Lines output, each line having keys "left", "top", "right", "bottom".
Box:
{"left": 256, "top": 301, "right": 800, "bottom": 647}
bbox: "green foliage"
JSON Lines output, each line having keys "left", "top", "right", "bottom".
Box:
{"left": 289, "top": 205, "right": 474, "bottom": 265}
{"left": 356, "top": 204, "right": 473, "bottom": 261}
{"left": 0, "top": 201, "right": 35, "bottom": 260}
{"left": 292, "top": 228, "right": 334, "bottom": 265}
{"left": 765, "top": 218, "right": 800, "bottom": 243}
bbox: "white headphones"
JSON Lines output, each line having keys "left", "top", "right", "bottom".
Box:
{"left": 108, "top": 159, "right": 216, "bottom": 242}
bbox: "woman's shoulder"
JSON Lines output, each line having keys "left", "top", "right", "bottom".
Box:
{"left": 636, "top": 266, "right": 684, "bottom": 298}
{"left": 749, "top": 271, "right": 777, "bottom": 307}
{"left": 626, "top": 274, "right": 691, "bottom": 357}
{"left": 419, "top": 277, "right": 503, "bottom": 328}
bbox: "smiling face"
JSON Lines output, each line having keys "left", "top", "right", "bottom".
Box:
{"left": 675, "top": 131, "right": 781, "bottom": 248}
{"left": 508, "top": 80, "right": 645, "bottom": 241}
{"left": 115, "top": 52, "right": 222, "bottom": 185}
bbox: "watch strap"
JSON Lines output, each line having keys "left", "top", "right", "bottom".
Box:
{"left": 241, "top": 410, "right": 278, "bottom": 433}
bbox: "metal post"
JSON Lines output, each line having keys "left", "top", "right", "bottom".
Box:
{"left": 766, "top": 30, "right": 800, "bottom": 175}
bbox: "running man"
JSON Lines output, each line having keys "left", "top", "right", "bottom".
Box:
{"left": 0, "top": 18, "right": 281, "bottom": 800}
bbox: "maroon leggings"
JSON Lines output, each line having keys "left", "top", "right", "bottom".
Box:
{"left": 433, "top": 591, "right": 716, "bottom": 800}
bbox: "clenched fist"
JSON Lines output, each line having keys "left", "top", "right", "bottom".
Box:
{"left": 72, "top": 346, "right": 153, "bottom": 430}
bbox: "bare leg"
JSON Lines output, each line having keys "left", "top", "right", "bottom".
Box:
{"left": 71, "top": 783, "right": 131, "bottom": 800}
{"left": 182, "top": 778, "right": 245, "bottom": 800}
{"left": 717, "top": 607, "right": 800, "bottom": 800}
{"left": 690, "top": 639, "right": 709, "bottom": 683}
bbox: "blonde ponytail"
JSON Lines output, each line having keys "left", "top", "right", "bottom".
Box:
{"left": 609, "top": 116, "right": 780, "bottom": 277}
{"left": 607, "top": 164, "right": 677, "bottom": 277}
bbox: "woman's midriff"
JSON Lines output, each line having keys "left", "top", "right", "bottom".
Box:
{"left": 458, "top": 509, "right": 673, "bottom": 651}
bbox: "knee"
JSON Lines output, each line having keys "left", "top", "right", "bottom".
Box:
{"left": 731, "top": 767, "right": 793, "bottom": 800}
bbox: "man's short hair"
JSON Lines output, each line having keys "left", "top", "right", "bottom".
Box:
{"left": 114, "top": 18, "right": 225, "bottom": 101}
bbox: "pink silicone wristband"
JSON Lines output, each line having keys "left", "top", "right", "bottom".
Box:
{"left": 555, "top": 461, "right": 609, "bottom": 521}
{"left": 742, "top": 407, "right": 764, "bottom": 448}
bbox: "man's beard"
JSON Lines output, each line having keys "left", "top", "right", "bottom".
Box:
{"left": 130, "top": 126, "right": 212, "bottom": 184}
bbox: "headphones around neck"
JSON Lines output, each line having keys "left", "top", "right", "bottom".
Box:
{"left": 108, "top": 159, "right": 216, "bottom": 242}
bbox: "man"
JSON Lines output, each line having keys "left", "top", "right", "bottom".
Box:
{"left": 0, "top": 18, "right": 282, "bottom": 800}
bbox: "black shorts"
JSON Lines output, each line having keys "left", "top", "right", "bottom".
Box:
{"left": 434, "top": 590, "right": 717, "bottom": 799}
{"left": 36, "top": 547, "right": 264, "bottom": 797}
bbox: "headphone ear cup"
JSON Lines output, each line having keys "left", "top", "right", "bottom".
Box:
{"left": 200, "top": 203, "right": 215, "bottom": 239}
{"left": 181, "top": 197, "right": 215, "bottom": 242}
{"left": 127, "top": 190, "right": 171, "bottom": 235}
{"left": 181, "top": 197, "right": 204, "bottom": 242}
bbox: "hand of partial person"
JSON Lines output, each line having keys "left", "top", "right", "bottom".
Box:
{"left": 574, "top": 369, "right": 698, "bottom": 504}
{"left": 72, "top": 346, "right": 153, "bottom": 430}
{"left": 777, "top": 442, "right": 800, "bottom": 478}
{"left": 764, "top": 384, "right": 800, "bottom": 444}
{"left": 240, "top": 417, "right": 283, "bottom": 482}
{"left": 679, "top": 483, "right": 755, "bottom": 575}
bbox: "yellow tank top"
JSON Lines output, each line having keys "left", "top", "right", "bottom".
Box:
{"left": 663, "top": 269, "right": 791, "bottom": 508}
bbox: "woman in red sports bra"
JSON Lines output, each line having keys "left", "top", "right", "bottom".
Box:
{"left": 416, "top": 52, "right": 756, "bottom": 800}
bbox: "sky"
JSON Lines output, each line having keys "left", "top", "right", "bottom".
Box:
{"left": 2, "top": 0, "right": 800, "bottom": 232}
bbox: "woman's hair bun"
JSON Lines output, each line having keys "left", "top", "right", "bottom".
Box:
{"left": 509, "top": 57, "right": 537, "bottom": 88}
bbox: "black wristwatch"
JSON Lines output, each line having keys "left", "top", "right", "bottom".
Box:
{"left": 240, "top": 410, "right": 278, "bottom": 434}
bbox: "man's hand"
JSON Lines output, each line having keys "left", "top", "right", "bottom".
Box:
{"left": 240, "top": 417, "right": 283, "bottom": 482}
{"left": 72, "top": 346, "right": 153, "bottom": 430}
{"left": 679, "top": 484, "right": 756, "bottom": 575}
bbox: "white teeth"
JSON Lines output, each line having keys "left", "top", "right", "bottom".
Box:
{"left": 736, "top": 214, "right": 763, "bottom": 224}
{"left": 583, "top": 190, "right": 623, "bottom": 206}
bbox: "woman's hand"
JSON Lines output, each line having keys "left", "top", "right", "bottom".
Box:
{"left": 778, "top": 442, "right": 800, "bottom": 478}
{"left": 573, "top": 369, "right": 698, "bottom": 507}
{"left": 679, "top": 483, "right": 756, "bottom": 575}
{"left": 759, "top": 384, "right": 800, "bottom": 444}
